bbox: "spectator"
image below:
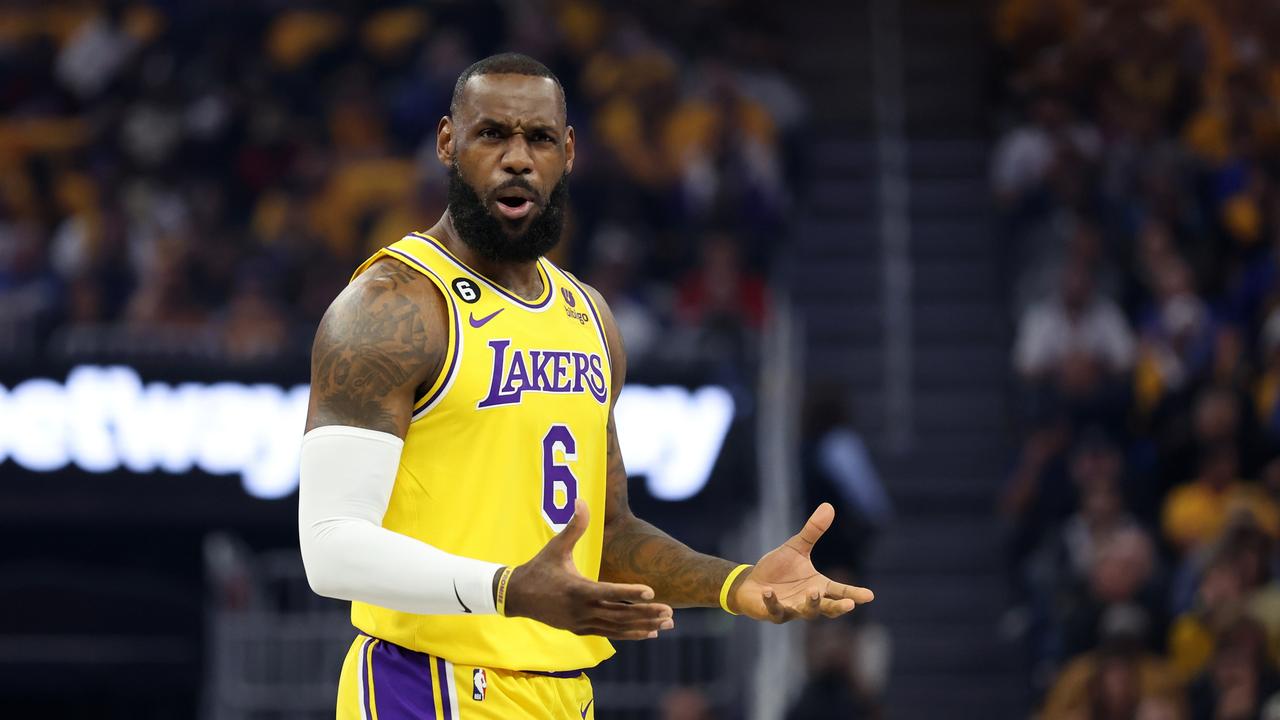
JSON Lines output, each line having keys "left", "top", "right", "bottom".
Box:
{"left": 659, "top": 687, "right": 717, "bottom": 720}
{"left": 676, "top": 232, "right": 768, "bottom": 331}
{"left": 1187, "top": 618, "right": 1280, "bottom": 720}
{"left": 1168, "top": 546, "right": 1251, "bottom": 683}
{"left": 220, "top": 268, "right": 290, "bottom": 362}
{"left": 1056, "top": 527, "right": 1163, "bottom": 662}
{"left": 1042, "top": 635, "right": 1182, "bottom": 720}
{"left": 1252, "top": 311, "right": 1280, "bottom": 444}
{"left": 1013, "top": 259, "right": 1135, "bottom": 396}
{"left": 786, "top": 622, "right": 880, "bottom": 720}
{"left": 1133, "top": 256, "right": 1216, "bottom": 410}
{"left": 585, "top": 225, "right": 661, "bottom": 366}
{"left": 801, "top": 384, "right": 893, "bottom": 578}
{"left": 991, "top": 89, "right": 1102, "bottom": 208}
{"left": 1057, "top": 447, "right": 1142, "bottom": 585}
{"left": 1136, "top": 694, "right": 1189, "bottom": 720}
{"left": 0, "top": 1, "right": 791, "bottom": 377}
{"left": 995, "top": 0, "right": 1280, "bottom": 712}
{"left": 673, "top": 231, "right": 768, "bottom": 372}
{"left": 1014, "top": 430, "right": 1133, "bottom": 639}
{"left": 1162, "top": 445, "right": 1278, "bottom": 555}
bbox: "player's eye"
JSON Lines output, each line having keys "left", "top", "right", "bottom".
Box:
{"left": 532, "top": 133, "right": 555, "bottom": 144}
{"left": 478, "top": 128, "right": 501, "bottom": 139}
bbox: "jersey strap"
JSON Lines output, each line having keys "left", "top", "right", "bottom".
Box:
{"left": 350, "top": 237, "right": 463, "bottom": 419}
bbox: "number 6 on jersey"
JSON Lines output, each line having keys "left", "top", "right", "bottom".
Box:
{"left": 542, "top": 425, "right": 579, "bottom": 530}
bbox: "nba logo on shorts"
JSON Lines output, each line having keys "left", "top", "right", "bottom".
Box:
{"left": 472, "top": 668, "right": 487, "bottom": 701}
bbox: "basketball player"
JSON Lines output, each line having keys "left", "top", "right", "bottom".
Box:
{"left": 298, "top": 53, "right": 874, "bottom": 719}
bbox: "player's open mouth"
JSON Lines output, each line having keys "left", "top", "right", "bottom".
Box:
{"left": 494, "top": 192, "right": 536, "bottom": 220}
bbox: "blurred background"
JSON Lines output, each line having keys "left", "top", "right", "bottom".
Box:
{"left": 12, "top": 0, "right": 1280, "bottom": 718}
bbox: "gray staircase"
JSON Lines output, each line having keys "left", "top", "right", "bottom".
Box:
{"left": 785, "top": 1, "right": 1023, "bottom": 717}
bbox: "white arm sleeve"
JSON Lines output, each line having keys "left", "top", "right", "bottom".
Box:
{"left": 298, "top": 425, "right": 504, "bottom": 615}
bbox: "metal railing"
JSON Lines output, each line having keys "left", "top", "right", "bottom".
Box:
{"left": 201, "top": 535, "right": 751, "bottom": 720}
{"left": 749, "top": 290, "right": 806, "bottom": 720}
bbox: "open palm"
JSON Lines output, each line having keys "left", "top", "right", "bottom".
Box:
{"left": 731, "top": 503, "right": 875, "bottom": 623}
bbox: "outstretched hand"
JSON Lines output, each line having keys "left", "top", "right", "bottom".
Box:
{"left": 730, "top": 503, "right": 874, "bottom": 623}
{"left": 505, "top": 498, "right": 676, "bottom": 640}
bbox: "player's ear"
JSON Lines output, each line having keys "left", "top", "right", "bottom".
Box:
{"left": 564, "top": 125, "right": 575, "bottom": 175}
{"left": 436, "top": 116, "right": 454, "bottom": 167}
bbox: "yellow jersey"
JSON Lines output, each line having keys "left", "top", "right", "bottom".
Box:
{"left": 347, "top": 233, "right": 614, "bottom": 672}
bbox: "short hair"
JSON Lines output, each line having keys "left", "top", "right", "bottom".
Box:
{"left": 450, "top": 52, "right": 566, "bottom": 119}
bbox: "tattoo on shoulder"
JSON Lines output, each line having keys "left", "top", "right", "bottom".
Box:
{"left": 307, "top": 260, "right": 439, "bottom": 435}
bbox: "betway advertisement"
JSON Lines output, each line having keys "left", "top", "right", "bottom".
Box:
{"left": 0, "top": 365, "right": 734, "bottom": 503}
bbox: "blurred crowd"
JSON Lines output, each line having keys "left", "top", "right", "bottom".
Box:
{"left": 0, "top": 0, "right": 803, "bottom": 376}
{"left": 995, "top": 1, "right": 1280, "bottom": 718}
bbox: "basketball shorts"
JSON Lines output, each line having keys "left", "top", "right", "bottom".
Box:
{"left": 336, "top": 633, "right": 596, "bottom": 719}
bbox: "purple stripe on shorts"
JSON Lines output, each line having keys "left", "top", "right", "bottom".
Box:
{"left": 436, "top": 656, "right": 453, "bottom": 719}
{"left": 360, "top": 638, "right": 374, "bottom": 719}
{"left": 367, "top": 640, "right": 437, "bottom": 719}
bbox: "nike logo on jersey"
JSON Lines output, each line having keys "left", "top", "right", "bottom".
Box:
{"left": 580, "top": 698, "right": 594, "bottom": 718}
{"left": 454, "top": 581, "right": 472, "bottom": 613}
{"left": 469, "top": 309, "right": 504, "bottom": 328}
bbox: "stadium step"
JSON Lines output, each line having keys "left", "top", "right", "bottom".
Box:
{"left": 868, "top": 519, "right": 1003, "bottom": 576}
{"left": 883, "top": 675, "right": 1027, "bottom": 720}
{"left": 890, "top": 625, "right": 1019, "bottom": 674}
{"left": 787, "top": 0, "right": 1020, "bottom": 715}
{"left": 867, "top": 573, "right": 1004, "bottom": 625}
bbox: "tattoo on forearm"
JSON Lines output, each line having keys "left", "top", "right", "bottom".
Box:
{"left": 307, "top": 260, "right": 437, "bottom": 435}
{"left": 602, "top": 518, "right": 738, "bottom": 607}
{"left": 599, "top": 416, "right": 737, "bottom": 606}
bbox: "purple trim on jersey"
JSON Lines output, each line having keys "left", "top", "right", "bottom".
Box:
{"left": 410, "top": 232, "right": 555, "bottom": 310}
{"left": 523, "top": 668, "right": 587, "bottom": 679}
{"left": 555, "top": 268, "right": 612, "bottom": 376}
{"left": 435, "top": 656, "right": 453, "bottom": 718}
{"left": 382, "top": 247, "right": 462, "bottom": 419}
{"left": 365, "top": 639, "right": 437, "bottom": 719}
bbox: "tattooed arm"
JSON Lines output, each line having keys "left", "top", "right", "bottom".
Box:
{"left": 298, "top": 258, "right": 514, "bottom": 616}
{"left": 305, "top": 258, "right": 445, "bottom": 437}
{"left": 599, "top": 411, "right": 746, "bottom": 608}
{"left": 585, "top": 285, "right": 746, "bottom": 609}
{"left": 586, "top": 286, "right": 875, "bottom": 620}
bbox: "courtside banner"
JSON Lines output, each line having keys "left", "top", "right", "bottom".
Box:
{"left": 0, "top": 365, "right": 734, "bottom": 503}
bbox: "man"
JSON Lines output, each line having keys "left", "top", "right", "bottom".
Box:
{"left": 299, "top": 53, "right": 874, "bottom": 719}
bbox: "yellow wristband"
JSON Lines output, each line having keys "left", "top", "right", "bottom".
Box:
{"left": 495, "top": 566, "right": 515, "bottom": 616}
{"left": 719, "top": 564, "right": 752, "bottom": 615}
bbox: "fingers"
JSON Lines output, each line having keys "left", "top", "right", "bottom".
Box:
{"left": 594, "top": 600, "right": 674, "bottom": 626}
{"left": 825, "top": 579, "right": 875, "bottom": 605}
{"left": 788, "top": 503, "right": 835, "bottom": 554}
{"left": 803, "top": 589, "right": 823, "bottom": 619}
{"left": 588, "top": 579, "right": 657, "bottom": 604}
{"left": 584, "top": 604, "right": 675, "bottom": 638}
{"left": 762, "top": 588, "right": 794, "bottom": 623}
{"left": 819, "top": 597, "right": 856, "bottom": 618}
{"left": 549, "top": 498, "right": 589, "bottom": 554}
{"left": 761, "top": 587, "right": 860, "bottom": 623}
{"left": 578, "top": 599, "right": 675, "bottom": 641}
{"left": 585, "top": 626, "right": 664, "bottom": 641}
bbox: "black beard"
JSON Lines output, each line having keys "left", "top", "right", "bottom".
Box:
{"left": 447, "top": 164, "right": 568, "bottom": 263}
